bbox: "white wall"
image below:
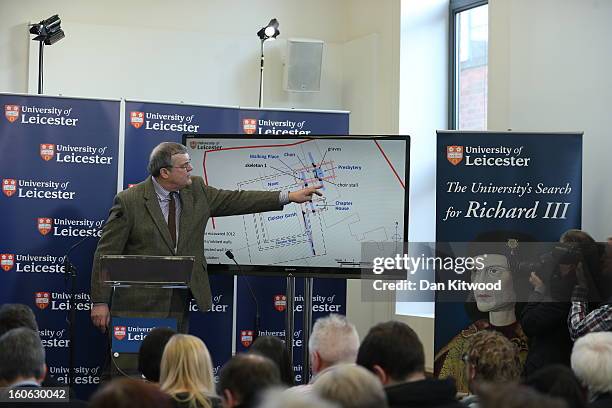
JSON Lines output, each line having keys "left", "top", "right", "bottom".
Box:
{"left": 488, "top": 0, "right": 612, "bottom": 241}
{"left": 1, "top": 0, "right": 349, "bottom": 109}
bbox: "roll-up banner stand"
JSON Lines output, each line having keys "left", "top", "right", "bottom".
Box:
{"left": 0, "top": 93, "right": 120, "bottom": 398}
{"left": 433, "top": 131, "right": 582, "bottom": 393}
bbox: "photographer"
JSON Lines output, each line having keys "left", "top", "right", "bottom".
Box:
{"left": 519, "top": 230, "right": 593, "bottom": 376}
{"left": 568, "top": 237, "right": 612, "bottom": 341}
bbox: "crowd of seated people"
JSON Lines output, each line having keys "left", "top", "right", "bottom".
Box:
{"left": 1, "top": 230, "right": 611, "bottom": 408}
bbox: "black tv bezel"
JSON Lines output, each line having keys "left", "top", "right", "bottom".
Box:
{"left": 183, "top": 134, "right": 410, "bottom": 279}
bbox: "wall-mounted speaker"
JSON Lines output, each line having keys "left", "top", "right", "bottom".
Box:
{"left": 283, "top": 38, "right": 324, "bottom": 92}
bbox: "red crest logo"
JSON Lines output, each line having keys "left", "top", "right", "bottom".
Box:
{"left": 2, "top": 179, "right": 17, "bottom": 197}
{"left": 242, "top": 118, "right": 257, "bottom": 134}
{"left": 40, "top": 144, "right": 55, "bottom": 161}
{"left": 447, "top": 145, "right": 464, "bottom": 166}
{"left": 113, "top": 326, "right": 127, "bottom": 340}
{"left": 1, "top": 254, "right": 15, "bottom": 272}
{"left": 189, "top": 140, "right": 197, "bottom": 149}
{"left": 4, "top": 105, "right": 20, "bottom": 123}
{"left": 130, "top": 111, "right": 144, "bottom": 129}
{"left": 37, "top": 218, "right": 53, "bottom": 236}
{"left": 35, "top": 292, "right": 50, "bottom": 310}
{"left": 273, "top": 294, "right": 287, "bottom": 312}
{"left": 240, "top": 330, "right": 254, "bottom": 347}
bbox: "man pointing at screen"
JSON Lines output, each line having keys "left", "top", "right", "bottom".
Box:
{"left": 90, "top": 141, "right": 322, "bottom": 333}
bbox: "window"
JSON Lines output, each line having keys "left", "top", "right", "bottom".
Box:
{"left": 450, "top": 0, "right": 488, "bottom": 130}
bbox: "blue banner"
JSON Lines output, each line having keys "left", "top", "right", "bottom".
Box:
{"left": 111, "top": 317, "right": 177, "bottom": 353}
{"left": 0, "top": 93, "right": 120, "bottom": 398}
{"left": 433, "top": 131, "right": 582, "bottom": 391}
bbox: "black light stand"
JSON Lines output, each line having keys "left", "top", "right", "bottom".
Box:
{"left": 29, "top": 14, "right": 65, "bottom": 95}
{"left": 256, "top": 18, "right": 280, "bottom": 108}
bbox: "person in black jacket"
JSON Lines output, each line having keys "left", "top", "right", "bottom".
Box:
{"left": 357, "top": 320, "right": 463, "bottom": 408}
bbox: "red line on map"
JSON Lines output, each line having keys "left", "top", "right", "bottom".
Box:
{"left": 373, "top": 140, "right": 405, "bottom": 189}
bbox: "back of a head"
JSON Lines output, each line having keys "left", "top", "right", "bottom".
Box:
{"left": 90, "top": 378, "right": 172, "bottom": 408}
{"left": 258, "top": 388, "right": 337, "bottom": 408}
{"left": 309, "top": 314, "right": 360, "bottom": 367}
{"left": 0, "top": 304, "right": 38, "bottom": 337}
{"left": 219, "top": 353, "right": 281, "bottom": 407}
{"left": 523, "top": 365, "right": 586, "bottom": 408}
{"left": 249, "top": 336, "right": 294, "bottom": 386}
{"left": 313, "top": 364, "right": 388, "bottom": 408}
{"left": 571, "top": 331, "right": 612, "bottom": 395}
{"left": 0, "top": 327, "right": 45, "bottom": 385}
{"left": 478, "top": 383, "right": 568, "bottom": 408}
{"left": 138, "top": 327, "right": 176, "bottom": 382}
{"left": 160, "top": 334, "right": 215, "bottom": 399}
{"left": 466, "top": 330, "right": 521, "bottom": 384}
{"left": 356, "top": 320, "right": 424, "bottom": 382}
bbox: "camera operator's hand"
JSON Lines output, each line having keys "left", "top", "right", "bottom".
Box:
{"left": 529, "top": 272, "right": 546, "bottom": 294}
{"left": 575, "top": 262, "right": 588, "bottom": 289}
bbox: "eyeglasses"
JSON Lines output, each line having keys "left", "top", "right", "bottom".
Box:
{"left": 168, "top": 161, "right": 192, "bottom": 170}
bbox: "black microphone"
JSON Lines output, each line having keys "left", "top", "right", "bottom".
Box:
{"left": 226, "top": 250, "right": 260, "bottom": 343}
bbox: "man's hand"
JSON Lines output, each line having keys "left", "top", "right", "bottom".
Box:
{"left": 289, "top": 186, "right": 323, "bottom": 204}
{"left": 529, "top": 272, "right": 546, "bottom": 294}
{"left": 91, "top": 303, "right": 110, "bottom": 333}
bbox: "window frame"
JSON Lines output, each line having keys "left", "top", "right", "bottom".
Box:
{"left": 448, "top": 0, "right": 488, "bottom": 129}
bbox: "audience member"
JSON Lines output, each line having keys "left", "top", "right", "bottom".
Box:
{"left": 0, "top": 328, "right": 46, "bottom": 387}
{"left": 0, "top": 303, "right": 38, "bottom": 336}
{"left": 257, "top": 388, "right": 336, "bottom": 408}
{"left": 219, "top": 354, "right": 282, "bottom": 408}
{"left": 0, "top": 327, "right": 86, "bottom": 407}
{"left": 308, "top": 314, "right": 360, "bottom": 378}
{"left": 138, "top": 327, "right": 177, "bottom": 382}
{"left": 357, "top": 320, "right": 463, "bottom": 408}
{"left": 159, "top": 334, "right": 220, "bottom": 408}
{"left": 568, "top": 238, "right": 612, "bottom": 341}
{"left": 461, "top": 330, "right": 521, "bottom": 408}
{"left": 249, "top": 336, "right": 294, "bottom": 386}
{"left": 523, "top": 364, "right": 586, "bottom": 408}
{"left": 571, "top": 332, "right": 612, "bottom": 408}
{"left": 477, "top": 383, "right": 567, "bottom": 408}
{"left": 312, "top": 364, "right": 388, "bottom": 408}
{"left": 519, "top": 230, "right": 593, "bottom": 376}
{"left": 90, "top": 378, "right": 172, "bottom": 408}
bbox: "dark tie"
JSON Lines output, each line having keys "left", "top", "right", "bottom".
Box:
{"left": 168, "top": 192, "right": 177, "bottom": 248}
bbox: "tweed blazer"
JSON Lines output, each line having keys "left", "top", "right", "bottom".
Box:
{"left": 91, "top": 176, "right": 282, "bottom": 312}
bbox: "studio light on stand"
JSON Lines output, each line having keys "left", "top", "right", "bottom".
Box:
{"left": 256, "top": 18, "right": 280, "bottom": 108}
{"left": 29, "top": 14, "right": 65, "bottom": 94}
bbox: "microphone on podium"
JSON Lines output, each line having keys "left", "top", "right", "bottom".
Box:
{"left": 225, "top": 250, "right": 260, "bottom": 343}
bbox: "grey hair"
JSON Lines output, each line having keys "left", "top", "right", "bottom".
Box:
{"left": 313, "top": 364, "right": 387, "bottom": 408}
{"left": 308, "top": 314, "right": 359, "bottom": 367}
{"left": 147, "top": 142, "right": 188, "bottom": 177}
{"left": 0, "top": 328, "right": 46, "bottom": 383}
{"left": 257, "top": 388, "right": 339, "bottom": 408}
{"left": 571, "top": 331, "right": 612, "bottom": 394}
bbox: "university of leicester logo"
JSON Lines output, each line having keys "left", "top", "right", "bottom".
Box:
{"left": 447, "top": 145, "right": 464, "bottom": 166}
{"left": 113, "top": 326, "right": 127, "bottom": 341}
{"left": 1, "top": 254, "right": 14, "bottom": 272}
{"left": 35, "top": 292, "right": 50, "bottom": 310}
{"left": 190, "top": 140, "right": 197, "bottom": 149}
{"left": 273, "top": 294, "right": 287, "bottom": 312}
{"left": 240, "top": 330, "right": 254, "bottom": 347}
{"left": 2, "top": 179, "right": 17, "bottom": 197}
{"left": 37, "top": 218, "right": 53, "bottom": 236}
{"left": 242, "top": 118, "right": 257, "bottom": 134}
{"left": 40, "top": 144, "right": 55, "bottom": 161}
{"left": 5, "top": 105, "right": 19, "bottom": 123}
{"left": 130, "top": 111, "right": 144, "bottom": 129}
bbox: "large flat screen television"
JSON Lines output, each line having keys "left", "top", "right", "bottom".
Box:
{"left": 184, "top": 135, "right": 409, "bottom": 278}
